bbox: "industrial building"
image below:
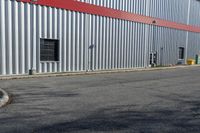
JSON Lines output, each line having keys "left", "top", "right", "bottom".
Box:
{"left": 0, "top": 0, "right": 200, "bottom": 75}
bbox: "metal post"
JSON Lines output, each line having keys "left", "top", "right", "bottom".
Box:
{"left": 160, "top": 47, "right": 164, "bottom": 66}
{"left": 151, "top": 20, "right": 157, "bottom": 67}
{"left": 88, "top": 44, "right": 95, "bottom": 71}
{"left": 152, "top": 21, "right": 156, "bottom": 52}
{"left": 144, "top": 0, "right": 150, "bottom": 68}
{"left": 185, "top": 0, "right": 191, "bottom": 64}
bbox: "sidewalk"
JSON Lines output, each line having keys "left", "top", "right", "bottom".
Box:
{"left": 0, "top": 64, "right": 199, "bottom": 80}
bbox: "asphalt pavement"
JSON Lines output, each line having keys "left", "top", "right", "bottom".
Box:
{"left": 0, "top": 91, "right": 3, "bottom": 99}
{"left": 0, "top": 67, "right": 200, "bottom": 133}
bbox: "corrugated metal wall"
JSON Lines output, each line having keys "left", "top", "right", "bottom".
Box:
{"left": 188, "top": 32, "right": 200, "bottom": 59}
{"left": 78, "top": 0, "right": 148, "bottom": 15}
{"left": 78, "top": 0, "right": 193, "bottom": 24}
{"left": 189, "top": 0, "right": 200, "bottom": 27}
{"left": 0, "top": 0, "right": 90, "bottom": 75}
{"left": 0, "top": 0, "right": 200, "bottom": 75}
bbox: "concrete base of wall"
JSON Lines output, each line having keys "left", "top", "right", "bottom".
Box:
{"left": 0, "top": 65, "right": 199, "bottom": 81}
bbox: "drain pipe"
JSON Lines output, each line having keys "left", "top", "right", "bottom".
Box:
{"left": 185, "top": 0, "right": 191, "bottom": 64}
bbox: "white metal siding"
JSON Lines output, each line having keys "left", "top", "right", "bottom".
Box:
{"left": 0, "top": 0, "right": 200, "bottom": 75}
{"left": 78, "top": 0, "right": 199, "bottom": 25}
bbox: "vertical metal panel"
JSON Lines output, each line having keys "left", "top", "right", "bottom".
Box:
{"left": 31, "top": 5, "right": 36, "bottom": 72}
{"left": 6, "top": 0, "right": 13, "bottom": 74}
{"left": 36, "top": 5, "right": 41, "bottom": 73}
{"left": 13, "top": 2, "right": 19, "bottom": 74}
{"left": 0, "top": 0, "right": 6, "bottom": 75}
{"left": 24, "top": 3, "right": 31, "bottom": 73}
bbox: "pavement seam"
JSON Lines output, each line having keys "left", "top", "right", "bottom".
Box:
{"left": 0, "top": 65, "right": 199, "bottom": 80}
{"left": 0, "top": 88, "right": 10, "bottom": 108}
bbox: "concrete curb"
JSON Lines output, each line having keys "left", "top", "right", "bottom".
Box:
{"left": 0, "top": 88, "right": 10, "bottom": 108}
{"left": 0, "top": 65, "right": 199, "bottom": 80}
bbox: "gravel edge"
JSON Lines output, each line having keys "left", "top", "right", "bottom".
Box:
{"left": 0, "top": 65, "right": 199, "bottom": 81}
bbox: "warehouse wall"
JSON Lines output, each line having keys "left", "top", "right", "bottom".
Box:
{"left": 189, "top": 0, "right": 200, "bottom": 27}
{"left": 188, "top": 32, "right": 200, "bottom": 59}
{"left": 78, "top": 0, "right": 200, "bottom": 25}
{"left": 152, "top": 27, "right": 188, "bottom": 66}
{"left": 0, "top": 0, "right": 200, "bottom": 75}
{"left": 0, "top": 0, "right": 89, "bottom": 75}
{"left": 78, "top": 0, "right": 148, "bottom": 16}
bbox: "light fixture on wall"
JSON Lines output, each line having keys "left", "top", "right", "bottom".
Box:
{"left": 152, "top": 20, "right": 157, "bottom": 24}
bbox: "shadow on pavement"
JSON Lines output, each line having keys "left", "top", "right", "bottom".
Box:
{"left": 34, "top": 98, "right": 200, "bottom": 133}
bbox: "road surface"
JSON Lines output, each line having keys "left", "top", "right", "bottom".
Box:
{"left": 0, "top": 67, "right": 200, "bottom": 133}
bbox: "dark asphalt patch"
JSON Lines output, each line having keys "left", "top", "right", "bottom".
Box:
{"left": 0, "top": 91, "right": 3, "bottom": 99}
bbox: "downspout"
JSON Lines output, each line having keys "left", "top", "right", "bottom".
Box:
{"left": 144, "top": 0, "right": 150, "bottom": 67}
{"left": 185, "top": 0, "right": 191, "bottom": 64}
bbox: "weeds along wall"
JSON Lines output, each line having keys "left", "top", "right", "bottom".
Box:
{"left": 0, "top": 0, "right": 200, "bottom": 75}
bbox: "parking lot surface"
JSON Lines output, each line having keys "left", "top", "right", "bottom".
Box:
{"left": 0, "top": 67, "right": 200, "bottom": 133}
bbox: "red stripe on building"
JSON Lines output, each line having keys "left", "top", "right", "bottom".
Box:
{"left": 18, "top": 0, "right": 200, "bottom": 33}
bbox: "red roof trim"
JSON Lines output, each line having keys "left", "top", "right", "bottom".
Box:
{"left": 17, "top": 0, "right": 200, "bottom": 33}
